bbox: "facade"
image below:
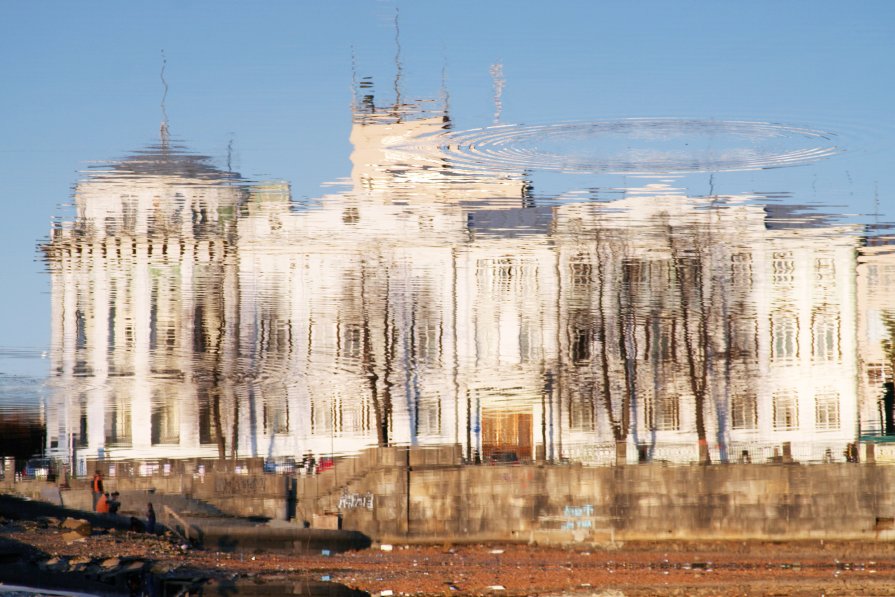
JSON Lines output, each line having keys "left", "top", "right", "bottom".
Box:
{"left": 42, "top": 93, "right": 866, "bottom": 472}
{"left": 43, "top": 143, "right": 246, "bottom": 470}
{"left": 856, "top": 239, "right": 895, "bottom": 438}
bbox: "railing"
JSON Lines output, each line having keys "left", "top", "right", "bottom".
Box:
{"left": 161, "top": 505, "right": 195, "bottom": 542}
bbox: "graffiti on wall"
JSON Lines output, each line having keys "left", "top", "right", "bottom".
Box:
{"left": 339, "top": 489, "right": 374, "bottom": 510}
{"left": 562, "top": 504, "right": 594, "bottom": 530}
{"left": 215, "top": 475, "right": 268, "bottom": 495}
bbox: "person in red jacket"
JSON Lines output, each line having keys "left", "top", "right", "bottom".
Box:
{"left": 91, "top": 470, "right": 104, "bottom": 511}
{"left": 96, "top": 492, "right": 110, "bottom": 513}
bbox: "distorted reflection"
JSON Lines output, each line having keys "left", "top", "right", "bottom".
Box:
{"left": 41, "top": 81, "right": 895, "bottom": 473}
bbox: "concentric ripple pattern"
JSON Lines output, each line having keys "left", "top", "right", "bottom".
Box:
{"left": 410, "top": 119, "right": 839, "bottom": 175}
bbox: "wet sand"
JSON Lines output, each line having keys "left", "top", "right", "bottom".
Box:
{"left": 288, "top": 541, "right": 895, "bottom": 596}
{"left": 4, "top": 513, "right": 895, "bottom": 596}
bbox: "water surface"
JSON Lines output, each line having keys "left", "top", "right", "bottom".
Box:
{"left": 1, "top": 2, "right": 894, "bottom": 475}
{"left": 34, "top": 99, "right": 895, "bottom": 471}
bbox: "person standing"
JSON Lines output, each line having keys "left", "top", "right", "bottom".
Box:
{"left": 91, "top": 470, "right": 104, "bottom": 511}
{"left": 108, "top": 491, "right": 121, "bottom": 514}
{"left": 146, "top": 502, "right": 156, "bottom": 534}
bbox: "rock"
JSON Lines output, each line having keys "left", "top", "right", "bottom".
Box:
{"left": 70, "top": 556, "right": 91, "bottom": 565}
{"left": 150, "top": 562, "right": 175, "bottom": 575}
{"left": 100, "top": 557, "right": 120, "bottom": 569}
{"left": 39, "top": 516, "right": 61, "bottom": 528}
{"left": 62, "top": 530, "right": 87, "bottom": 544}
{"left": 42, "top": 557, "right": 73, "bottom": 572}
{"left": 61, "top": 517, "right": 92, "bottom": 536}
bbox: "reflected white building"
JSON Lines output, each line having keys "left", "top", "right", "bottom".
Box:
{"left": 44, "top": 142, "right": 246, "bottom": 470}
{"left": 552, "top": 195, "right": 860, "bottom": 464}
{"left": 43, "top": 90, "right": 865, "bottom": 469}
{"left": 856, "top": 239, "right": 895, "bottom": 437}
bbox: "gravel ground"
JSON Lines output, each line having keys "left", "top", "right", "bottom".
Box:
{"left": 4, "top": 516, "right": 895, "bottom": 596}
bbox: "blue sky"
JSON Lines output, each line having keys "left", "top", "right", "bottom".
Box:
{"left": 1, "top": 0, "right": 894, "bottom": 356}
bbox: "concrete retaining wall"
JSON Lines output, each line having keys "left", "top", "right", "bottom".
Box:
{"left": 7, "top": 448, "right": 895, "bottom": 545}
{"left": 306, "top": 459, "right": 895, "bottom": 544}
{"left": 0, "top": 471, "right": 286, "bottom": 520}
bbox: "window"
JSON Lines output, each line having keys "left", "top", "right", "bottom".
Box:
{"left": 644, "top": 391, "right": 680, "bottom": 431}
{"left": 656, "top": 317, "right": 677, "bottom": 362}
{"left": 75, "top": 308, "right": 87, "bottom": 349}
{"left": 570, "top": 259, "right": 593, "bottom": 290}
{"left": 771, "top": 310, "right": 799, "bottom": 361}
{"left": 519, "top": 319, "right": 539, "bottom": 363}
{"left": 417, "top": 320, "right": 442, "bottom": 364}
{"left": 416, "top": 399, "right": 442, "bottom": 436}
{"left": 811, "top": 308, "right": 840, "bottom": 362}
{"left": 105, "top": 391, "right": 132, "bottom": 447}
{"left": 477, "top": 257, "right": 529, "bottom": 293}
{"left": 495, "top": 257, "right": 517, "bottom": 292}
{"left": 341, "top": 324, "right": 362, "bottom": 359}
{"left": 814, "top": 257, "right": 835, "bottom": 287}
{"left": 731, "top": 316, "right": 758, "bottom": 358}
{"left": 312, "top": 396, "right": 371, "bottom": 435}
{"left": 815, "top": 391, "right": 840, "bottom": 430}
{"left": 867, "top": 362, "right": 885, "bottom": 386}
{"left": 731, "top": 252, "right": 753, "bottom": 290}
{"left": 771, "top": 251, "right": 795, "bottom": 287}
{"left": 198, "top": 388, "right": 221, "bottom": 446}
{"left": 264, "top": 399, "right": 289, "bottom": 435}
{"left": 569, "top": 395, "right": 596, "bottom": 432}
{"left": 309, "top": 399, "right": 331, "bottom": 434}
{"left": 773, "top": 389, "right": 799, "bottom": 431}
{"left": 571, "top": 325, "right": 592, "bottom": 363}
{"left": 151, "top": 389, "right": 180, "bottom": 445}
{"left": 731, "top": 392, "right": 758, "bottom": 430}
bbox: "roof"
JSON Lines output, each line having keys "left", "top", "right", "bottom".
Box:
{"left": 89, "top": 141, "right": 241, "bottom": 183}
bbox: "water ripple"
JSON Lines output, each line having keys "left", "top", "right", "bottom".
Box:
{"left": 406, "top": 119, "right": 839, "bottom": 175}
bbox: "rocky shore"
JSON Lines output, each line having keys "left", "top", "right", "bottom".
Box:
{"left": 3, "top": 495, "right": 895, "bottom": 595}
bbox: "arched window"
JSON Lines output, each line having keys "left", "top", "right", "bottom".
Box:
{"left": 770, "top": 309, "right": 799, "bottom": 361}
{"left": 811, "top": 307, "right": 840, "bottom": 362}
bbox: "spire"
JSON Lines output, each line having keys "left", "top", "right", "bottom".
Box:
{"left": 159, "top": 50, "right": 170, "bottom": 149}
{"left": 440, "top": 61, "right": 451, "bottom": 128}
{"left": 392, "top": 7, "right": 403, "bottom": 118}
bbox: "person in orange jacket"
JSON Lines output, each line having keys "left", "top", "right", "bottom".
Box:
{"left": 91, "top": 470, "right": 104, "bottom": 511}
{"left": 96, "top": 492, "right": 110, "bottom": 513}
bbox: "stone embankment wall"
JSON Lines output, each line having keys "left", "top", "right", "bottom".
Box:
{"left": 299, "top": 447, "right": 895, "bottom": 544}
{"left": 1, "top": 457, "right": 288, "bottom": 521}
{"left": 5, "top": 447, "right": 895, "bottom": 544}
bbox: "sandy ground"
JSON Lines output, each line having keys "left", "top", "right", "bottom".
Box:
{"left": 4, "top": 514, "right": 895, "bottom": 596}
